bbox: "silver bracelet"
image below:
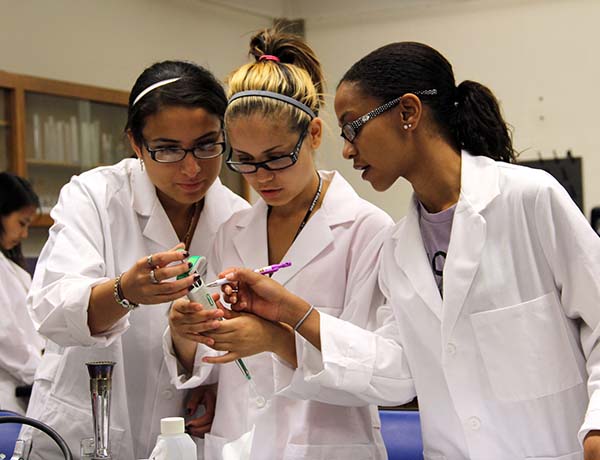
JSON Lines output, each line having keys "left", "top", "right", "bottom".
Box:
{"left": 294, "top": 305, "right": 315, "bottom": 331}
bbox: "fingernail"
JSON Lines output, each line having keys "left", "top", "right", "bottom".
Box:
{"left": 183, "top": 251, "right": 190, "bottom": 258}
{"left": 188, "top": 285, "right": 194, "bottom": 292}
{"left": 188, "top": 262, "right": 193, "bottom": 269}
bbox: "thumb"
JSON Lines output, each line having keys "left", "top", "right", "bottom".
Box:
{"left": 221, "top": 267, "right": 265, "bottom": 286}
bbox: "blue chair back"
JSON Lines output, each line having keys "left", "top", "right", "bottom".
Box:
{"left": 379, "top": 409, "right": 424, "bottom": 460}
{"left": 0, "top": 409, "right": 22, "bottom": 458}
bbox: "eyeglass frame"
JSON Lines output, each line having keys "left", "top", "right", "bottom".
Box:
{"left": 226, "top": 128, "right": 308, "bottom": 174}
{"left": 340, "top": 89, "right": 437, "bottom": 143}
{"left": 143, "top": 130, "right": 228, "bottom": 163}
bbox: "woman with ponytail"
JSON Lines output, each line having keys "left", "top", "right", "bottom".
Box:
{"left": 218, "top": 42, "right": 600, "bottom": 459}
{"left": 165, "top": 28, "right": 393, "bottom": 459}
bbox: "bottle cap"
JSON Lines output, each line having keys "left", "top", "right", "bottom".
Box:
{"left": 160, "top": 417, "right": 185, "bottom": 435}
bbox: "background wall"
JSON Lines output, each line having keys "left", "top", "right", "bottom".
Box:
{"left": 0, "top": 0, "right": 271, "bottom": 90}
{"left": 1, "top": 0, "right": 599, "bottom": 253}
{"left": 304, "top": 0, "right": 600, "bottom": 221}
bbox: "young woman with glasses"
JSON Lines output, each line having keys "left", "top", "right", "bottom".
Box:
{"left": 22, "top": 60, "right": 249, "bottom": 460}
{"left": 215, "top": 42, "right": 600, "bottom": 459}
{"left": 165, "top": 28, "right": 394, "bottom": 460}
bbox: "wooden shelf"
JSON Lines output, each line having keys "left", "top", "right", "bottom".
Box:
{"left": 27, "top": 159, "right": 82, "bottom": 169}
{"left": 31, "top": 214, "right": 54, "bottom": 227}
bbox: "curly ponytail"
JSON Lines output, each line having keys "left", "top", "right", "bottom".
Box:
{"left": 450, "top": 81, "right": 514, "bottom": 162}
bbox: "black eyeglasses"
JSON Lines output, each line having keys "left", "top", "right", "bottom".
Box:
{"left": 144, "top": 132, "right": 227, "bottom": 163}
{"left": 226, "top": 129, "right": 308, "bottom": 174}
{"left": 341, "top": 89, "right": 437, "bottom": 143}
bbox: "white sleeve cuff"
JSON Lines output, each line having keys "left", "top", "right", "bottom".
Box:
{"left": 162, "top": 327, "right": 220, "bottom": 389}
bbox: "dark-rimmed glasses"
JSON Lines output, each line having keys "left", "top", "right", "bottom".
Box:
{"left": 144, "top": 132, "right": 227, "bottom": 163}
{"left": 226, "top": 129, "right": 308, "bottom": 174}
{"left": 341, "top": 89, "right": 437, "bottom": 143}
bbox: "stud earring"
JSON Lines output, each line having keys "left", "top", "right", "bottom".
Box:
{"left": 403, "top": 123, "right": 412, "bottom": 130}
{"left": 139, "top": 158, "right": 145, "bottom": 171}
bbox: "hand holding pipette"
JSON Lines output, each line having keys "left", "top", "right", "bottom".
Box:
{"left": 205, "top": 261, "right": 291, "bottom": 288}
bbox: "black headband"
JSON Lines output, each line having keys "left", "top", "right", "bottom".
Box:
{"left": 228, "top": 90, "right": 316, "bottom": 119}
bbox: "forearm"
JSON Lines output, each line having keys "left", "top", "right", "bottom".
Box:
{"left": 88, "top": 279, "right": 128, "bottom": 335}
{"left": 278, "top": 294, "right": 321, "bottom": 351}
{"left": 270, "top": 323, "right": 298, "bottom": 367}
{"left": 171, "top": 332, "right": 199, "bottom": 373}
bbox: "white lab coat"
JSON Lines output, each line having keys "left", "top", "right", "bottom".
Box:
{"left": 22, "top": 158, "right": 249, "bottom": 460}
{"left": 164, "top": 170, "right": 394, "bottom": 460}
{"left": 0, "top": 251, "right": 44, "bottom": 414}
{"left": 279, "top": 152, "right": 600, "bottom": 460}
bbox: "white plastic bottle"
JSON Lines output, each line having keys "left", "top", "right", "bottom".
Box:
{"left": 150, "top": 417, "right": 197, "bottom": 460}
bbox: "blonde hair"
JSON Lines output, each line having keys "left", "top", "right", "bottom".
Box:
{"left": 226, "top": 28, "right": 325, "bottom": 132}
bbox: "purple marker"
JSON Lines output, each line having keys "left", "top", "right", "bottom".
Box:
{"left": 204, "top": 261, "right": 292, "bottom": 288}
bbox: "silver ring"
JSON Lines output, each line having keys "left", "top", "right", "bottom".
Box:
{"left": 230, "top": 288, "right": 239, "bottom": 294}
{"left": 150, "top": 269, "right": 160, "bottom": 284}
{"left": 147, "top": 254, "right": 154, "bottom": 268}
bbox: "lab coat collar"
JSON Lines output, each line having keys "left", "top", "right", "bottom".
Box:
{"left": 390, "top": 151, "right": 498, "bottom": 325}
{"left": 129, "top": 159, "right": 228, "bottom": 251}
{"left": 393, "top": 199, "right": 443, "bottom": 320}
{"left": 440, "top": 151, "right": 495, "bottom": 337}
{"left": 232, "top": 170, "right": 356, "bottom": 286}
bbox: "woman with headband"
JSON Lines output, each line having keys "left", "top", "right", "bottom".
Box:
{"left": 22, "top": 61, "right": 249, "bottom": 459}
{"left": 165, "top": 29, "right": 393, "bottom": 459}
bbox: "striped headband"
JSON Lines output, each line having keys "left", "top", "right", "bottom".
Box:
{"left": 228, "top": 90, "right": 316, "bottom": 119}
{"left": 132, "top": 77, "right": 181, "bottom": 107}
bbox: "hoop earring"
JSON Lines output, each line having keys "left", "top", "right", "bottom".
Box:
{"left": 139, "top": 158, "right": 144, "bottom": 171}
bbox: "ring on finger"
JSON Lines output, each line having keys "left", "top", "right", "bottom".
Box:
{"left": 147, "top": 254, "right": 155, "bottom": 268}
{"left": 230, "top": 288, "right": 239, "bottom": 294}
{"left": 150, "top": 269, "right": 160, "bottom": 284}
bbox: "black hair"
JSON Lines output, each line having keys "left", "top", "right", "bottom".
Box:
{"left": 341, "top": 42, "right": 515, "bottom": 162}
{"left": 126, "top": 60, "right": 227, "bottom": 147}
{"left": 0, "top": 172, "right": 39, "bottom": 268}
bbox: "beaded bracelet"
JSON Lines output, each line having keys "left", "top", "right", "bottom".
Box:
{"left": 113, "top": 273, "right": 139, "bottom": 311}
{"left": 293, "top": 305, "right": 315, "bottom": 331}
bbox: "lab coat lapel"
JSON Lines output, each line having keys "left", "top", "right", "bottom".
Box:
{"left": 273, "top": 210, "right": 333, "bottom": 286}
{"left": 130, "top": 162, "right": 179, "bottom": 252}
{"left": 441, "top": 152, "right": 499, "bottom": 338}
{"left": 232, "top": 200, "right": 270, "bottom": 271}
{"left": 393, "top": 199, "right": 443, "bottom": 320}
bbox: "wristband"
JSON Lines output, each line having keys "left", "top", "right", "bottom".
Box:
{"left": 293, "top": 305, "right": 314, "bottom": 331}
{"left": 113, "top": 273, "right": 139, "bottom": 311}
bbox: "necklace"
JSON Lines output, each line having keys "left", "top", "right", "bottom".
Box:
{"left": 182, "top": 201, "right": 202, "bottom": 249}
{"left": 292, "top": 172, "right": 323, "bottom": 241}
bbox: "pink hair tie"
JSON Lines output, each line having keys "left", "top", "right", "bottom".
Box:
{"left": 259, "top": 54, "right": 280, "bottom": 62}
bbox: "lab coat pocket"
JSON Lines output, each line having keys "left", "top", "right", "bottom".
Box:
{"left": 282, "top": 442, "right": 375, "bottom": 460}
{"left": 470, "top": 292, "right": 582, "bottom": 402}
{"left": 30, "top": 394, "right": 125, "bottom": 459}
